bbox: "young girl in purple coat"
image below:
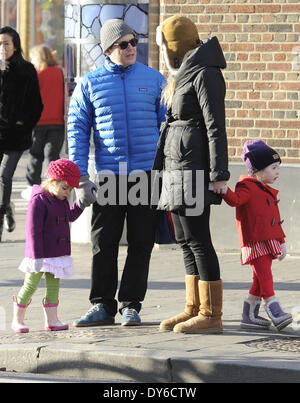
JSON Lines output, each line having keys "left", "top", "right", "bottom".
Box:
{"left": 11, "top": 159, "right": 84, "bottom": 333}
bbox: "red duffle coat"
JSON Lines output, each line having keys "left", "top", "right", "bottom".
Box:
{"left": 222, "top": 175, "right": 285, "bottom": 247}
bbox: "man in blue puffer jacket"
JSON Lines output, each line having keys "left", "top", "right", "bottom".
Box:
{"left": 68, "top": 19, "right": 166, "bottom": 327}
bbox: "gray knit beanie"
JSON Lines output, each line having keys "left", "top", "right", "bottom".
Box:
{"left": 100, "top": 19, "right": 134, "bottom": 53}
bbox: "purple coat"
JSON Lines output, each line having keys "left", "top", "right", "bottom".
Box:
{"left": 25, "top": 185, "right": 83, "bottom": 259}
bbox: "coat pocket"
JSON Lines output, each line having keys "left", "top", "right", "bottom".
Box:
{"left": 159, "top": 169, "right": 185, "bottom": 212}
{"left": 156, "top": 169, "right": 204, "bottom": 216}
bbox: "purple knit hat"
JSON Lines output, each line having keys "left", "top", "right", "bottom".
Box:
{"left": 241, "top": 140, "right": 281, "bottom": 174}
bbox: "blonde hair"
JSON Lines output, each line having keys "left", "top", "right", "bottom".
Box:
{"left": 161, "top": 76, "right": 175, "bottom": 109}
{"left": 30, "top": 45, "right": 58, "bottom": 71}
{"left": 41, "top": 178, "right": 61, "bottom": 193}
{"left": 252, "top": 170, "right": 264, "bottom": 182}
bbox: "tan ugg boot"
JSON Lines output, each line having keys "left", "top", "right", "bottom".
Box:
{"left": 160, "top": 274, "right": 200, "bottom": 331}
{"left": 173, "top": 279, "right": 223, "bottom": 334}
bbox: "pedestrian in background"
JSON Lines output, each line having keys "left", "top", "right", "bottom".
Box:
{"left": 0, "top": 26, "right": 43, "bottom": 242}
{"left": 21, "top": 44, "right": 65, "bottom": 201}
{"left": 12, "top": 159, "right": 83, "bottom": 333}
{"left": 222, "top": 140, "right": 292, "bottom": 331}
{"left": 68, "top": 19, "right": 166, "bottom": 327}
{"left": 155, "top": 16, "right": 229, "bottom": 334}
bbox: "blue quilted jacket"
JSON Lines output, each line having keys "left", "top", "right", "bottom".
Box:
{"left": 67, "top": 57, "right": 166, "bottom": 175}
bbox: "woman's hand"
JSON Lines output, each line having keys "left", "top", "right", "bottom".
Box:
{"left": 211, "top": 181, "right": 228, "bottom": 194}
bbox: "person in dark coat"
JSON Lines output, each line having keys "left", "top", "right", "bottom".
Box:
{"left": 11, "top": 159, "right": 83, "bottom": 333}
{"left": 222, "top": 140, "right": 292, "bottom": 331}
{"left": 154, "top": 16, "right": 230, "bottom": 334}
{"left": 0, "top": 27, "right": 43, "bottom": 241}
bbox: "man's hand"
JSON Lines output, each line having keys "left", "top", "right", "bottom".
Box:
{"left": 75, "top": 175, "right": 97, "bottom": 209}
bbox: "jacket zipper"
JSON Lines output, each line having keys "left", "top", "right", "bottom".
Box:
{"left": 121, "top": 68, "right": 129, "bottom": 172}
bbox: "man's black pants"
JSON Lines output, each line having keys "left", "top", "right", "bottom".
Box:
{"left": 90, "top": 201, "right": 157, "bottom": 316}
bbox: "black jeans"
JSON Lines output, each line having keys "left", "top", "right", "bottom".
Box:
{"left": 171, "top": 206, "right": 220, "bottom": 281}
{"left": 90, "top": 201, "right": 157, "bottom": 316}
{"left": 0, "top": 150, "right": 23, "bottom": 214}
{"left": 26, "top": 125, "right": 64, "bottom": 185}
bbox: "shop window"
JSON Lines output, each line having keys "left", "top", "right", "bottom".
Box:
{"left": 65, "top": 1, "right": 149, "bottom": 83}
{"left": 35, "top": 0, "right": 64, "bottom": 64}
{"left": 0, "top": 0, "right": 17, "bottom": 29}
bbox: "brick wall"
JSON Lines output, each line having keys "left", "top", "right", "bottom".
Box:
{"left": 148, "top": 0, "right": 160, "bottom": 71}
{"left": 157, "top": 0, "right": 300, "bottom": 164}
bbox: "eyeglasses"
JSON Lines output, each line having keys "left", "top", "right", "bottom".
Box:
{"left": 114, "top": 38, "right": 138, "bottom": 50}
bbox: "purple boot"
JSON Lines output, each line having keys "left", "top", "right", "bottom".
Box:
{"left": 241, "top": 299, "right": 271, "bottom": 330}
{"left": 264, "top": 299, "right": 292, "bottom": 331}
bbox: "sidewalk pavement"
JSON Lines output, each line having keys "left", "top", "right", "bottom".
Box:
{"left": 1, "top": 153, "right": 300, "bottom": 383}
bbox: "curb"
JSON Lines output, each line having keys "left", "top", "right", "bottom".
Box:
{"left": 1, "top": 344, "right": 300, "bottom": 383}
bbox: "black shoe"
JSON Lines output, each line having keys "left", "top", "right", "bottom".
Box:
{"left": 4, "top": 202, "right": 15, "bottom": 232}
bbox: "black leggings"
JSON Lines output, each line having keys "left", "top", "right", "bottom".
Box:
{"left": 171, "top": 206, "right": 220, "bottom": 281}
{"left": 0, "top": 150, "right": 23, "bottom": 214}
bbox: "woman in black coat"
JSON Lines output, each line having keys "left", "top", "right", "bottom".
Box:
{"left": 155, "top": 16, "right": 230, "bottom": 334}
{"left": 0, "top": 27, "right": 43, "bottom": 241}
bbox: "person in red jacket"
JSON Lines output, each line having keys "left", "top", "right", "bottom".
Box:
{"left": 21, "top": 45, "right": 65, "bottom": 201}
{"left": 222, "top": 139, "right": 292, "bottom": 331}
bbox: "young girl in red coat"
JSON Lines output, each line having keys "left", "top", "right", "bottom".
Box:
{"left": 11, "top": 159, "right": 84, "bottom": 333}
{"left": 222, "top": 140, "right": 292, "bottom": 331}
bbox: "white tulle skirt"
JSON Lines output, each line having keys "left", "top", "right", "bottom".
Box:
{"left": 18, "top": 256, "right": 74, "bottom": 279}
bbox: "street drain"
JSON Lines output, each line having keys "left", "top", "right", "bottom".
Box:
{"left": 243, "top": 336, "right": 300, "bottom": 353}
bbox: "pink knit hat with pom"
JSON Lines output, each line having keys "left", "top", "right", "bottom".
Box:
{"left": 47, "top": 159, "right": 81, "bottom": 188}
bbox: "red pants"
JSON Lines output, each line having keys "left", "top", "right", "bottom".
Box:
{"left": 249, "top": 254, "right": 275, "bottom": 299}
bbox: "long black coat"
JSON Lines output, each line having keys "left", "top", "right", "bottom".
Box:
{"left": 153, "top": 37, "right": 230, "bottom": 214}
{"left": 0, "top": 52, "right": 43, "bottom": 151}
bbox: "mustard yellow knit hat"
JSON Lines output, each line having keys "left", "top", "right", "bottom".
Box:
{"left": 157, "top": 16, "right": 200, "bottom": 70}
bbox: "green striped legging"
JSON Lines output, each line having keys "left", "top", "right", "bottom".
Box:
{"left": 17, "top": 272, "right": 60, "bottom": 306}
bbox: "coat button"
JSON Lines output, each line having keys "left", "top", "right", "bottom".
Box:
{"left": 271, "top": 218, "right": 275, "bottom": 226}
{"left": 267, "top": 198, "right": 271, "bottom": 206}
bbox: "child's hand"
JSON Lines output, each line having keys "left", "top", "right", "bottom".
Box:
{"left": 221, "top": 185, "right": 228, "bottom": 194}
{"left": 278, "top": 243, "right": 287, "bottom": 261}
{"left": 209, "top": 181, "right": 228, "bottom": 194}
